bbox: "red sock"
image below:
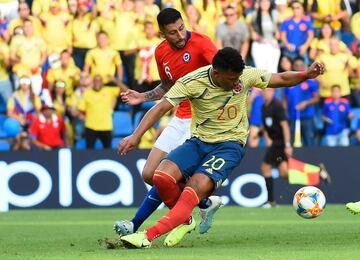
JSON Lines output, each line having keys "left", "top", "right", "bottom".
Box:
{"left": 153, "top": 170, "right": 181, "bottom": 209}
{"left": 146, "top": 187, "right": 199, "bottom": 241}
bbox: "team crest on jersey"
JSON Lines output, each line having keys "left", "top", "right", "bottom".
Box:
{"left": 182, "top": 52, "right": 191, "bottom": 63}
{"left": 233, "top": 82, "right": 244, "bottom": 95}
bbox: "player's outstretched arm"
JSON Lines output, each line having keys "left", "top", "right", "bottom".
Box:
{"left": 268, "top": 62, "right": 325, "bottom": 88}
{"left": 118, "top": 99, "right": 174, "bottom": 155}
{"left": 121, "top": 79, "right": 173, "bottom": 105}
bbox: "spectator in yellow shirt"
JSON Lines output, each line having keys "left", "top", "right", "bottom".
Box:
{"left": 8, "top": 1, "right": 42, "bottom": 37}
{"left": 84, "top": 31, "right": 125, "bottom": 86}
{"left": 0, "top": 39, "right": 12, "bottom": 103}
{"left": 10, "top": 19, "right": 47, "bottom": 95}
{"left": 98, "top": 0, "right": 139, "bottom": 89}
{"left": 192, "top": 0, "right": 220, "bottom": 40}
{"left": 68, "top": 71, "right": 91, "bottom": 142}
{"left": 39, "top": 1, "right": 72, "bottom": 54}
{"left": 309, "top": 23, "right": 351, "bottom": 61}
{"left": 316, "top": 37, "right": 358, "bottom": 100}
{"left": 77, "top": 75, "right": 127, "bottom": 149}
{"left": 144, "top": 0, "right": 160, "bottom": 24}
{"left": 135, "top": 21, "right": 162, "bottom": 92}
{"left": 72, "top": 0, "right": 99, "bottom": 69}
{"left": 184, "top": 5, "right": 207, "bottom": 35}
{"left": 311, "top": 0, "right": 348, "bottom": 36}
{"left": 31, "top": 0, "right": 68, "bottom": 17}
{"left": 46, "top": 50, "right": 80, "bottom": 96}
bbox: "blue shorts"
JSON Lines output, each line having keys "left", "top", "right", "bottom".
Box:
{"left": 166, "top": 137, "right": 245, "bottom": 189}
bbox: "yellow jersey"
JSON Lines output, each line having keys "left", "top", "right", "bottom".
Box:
{"left": 46, "top": 65, "right": 80, "bottom": 96}
{"left": 72, "top": 13, "right": 99, "bottom": 49}
{"left": 10, "top": 35, "right": 46, "bottom": 75}
{"left": 40, "top": 11, "right": 72, "bottom": 53}
{"left": 165, "top": 65, "right": 271, "bottom": 144}
{"left": 78, "top": 87, "right": 120, "bottom": 131}
{"left": 317, "top": 52, "right": 358, "bottom": 97}
{"left": 312, "top": 0, "right": 345, "bottom": 30}
{"left": 84, "top": 47, "right": 122, "bottom": 84}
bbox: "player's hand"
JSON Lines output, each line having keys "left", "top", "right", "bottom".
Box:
{"left": 117, "top": 134, "right": 140, "bottom": 155}
{"left": 305, "top": 62, "right": 325, "bottom": 79}
{"left": 296, "top": 101, "right": 308, "bottom": 111}
{"left": 120, "top": 89, "right": 145, "bottom": 105}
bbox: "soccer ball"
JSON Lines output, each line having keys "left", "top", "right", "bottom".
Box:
{"left": 293, "top": 186, "right": 326, "bottom": 219}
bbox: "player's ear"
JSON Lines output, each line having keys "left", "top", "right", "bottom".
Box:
{"left": 159, "top": 31, "right": 165, "bottom": 39}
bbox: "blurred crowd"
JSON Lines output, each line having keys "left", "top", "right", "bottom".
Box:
{"left": 0, "top": 0, "right": 359, "bottom": 151}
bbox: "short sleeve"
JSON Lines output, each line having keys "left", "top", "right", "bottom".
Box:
{"left": 250, "top": 68, "right": 272, "bottom": 89}
{"left": 108, "top": 87, "right": 120, "bottom": 97}
{"left": 164, "top": 80, "right": 191, "bottom": 106}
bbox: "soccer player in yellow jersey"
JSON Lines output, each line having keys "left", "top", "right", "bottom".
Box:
{"left": 118, "top": 47, "right": 325, "bottom": 248}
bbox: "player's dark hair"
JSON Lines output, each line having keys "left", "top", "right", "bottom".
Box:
{"left": 157, "top": 8, "right": 182, "bottom": 30}
{"left": 212, "top": 47, "right": 245, "bottom": 73}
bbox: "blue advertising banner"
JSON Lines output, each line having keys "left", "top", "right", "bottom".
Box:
{"left": 0, "top": 147, "right": 359, "bottom": 211}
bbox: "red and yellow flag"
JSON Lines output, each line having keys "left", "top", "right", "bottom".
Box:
{"left": 288, "top": 157, "right": 320, "bottom": 185}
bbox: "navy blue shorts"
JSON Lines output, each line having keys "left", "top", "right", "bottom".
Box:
{"left": 166, "top": 137, "right": 245, "bottom": 189}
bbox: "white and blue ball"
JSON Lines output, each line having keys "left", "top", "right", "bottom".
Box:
{"left": 293, "top": 186, "right": 326, "bottom": 219}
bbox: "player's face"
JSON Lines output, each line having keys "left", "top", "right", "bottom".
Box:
{"left": 214, "top": 70, "right": 242, "bottom": 91}
{"left": 160, "top": 18, "right": 187, "bottom": 49}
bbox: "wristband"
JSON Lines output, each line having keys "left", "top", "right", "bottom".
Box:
{"left": 285, "top": 142, "right": 291, "bottom": 148}
{"left": 299, "top": 71, "right": 307, "bottom": 79}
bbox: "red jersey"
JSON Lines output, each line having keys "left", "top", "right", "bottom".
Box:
{"left": 30, "top": 114, "right": 65, "bottom": 147}
{"left": 155, "top": 31, "right": 217, "bottom": 118}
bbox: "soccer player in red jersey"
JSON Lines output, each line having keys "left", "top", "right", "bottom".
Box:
{"left": 114, "top": 8, "right": 222, "bottom": 246}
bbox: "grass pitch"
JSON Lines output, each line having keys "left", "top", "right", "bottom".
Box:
{"left": 1, "top": 205, "right": 360, "bottom": 260}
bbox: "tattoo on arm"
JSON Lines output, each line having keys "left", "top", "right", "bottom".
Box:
{"left": 144, "top": 79, "right": 173, "bottom": 101}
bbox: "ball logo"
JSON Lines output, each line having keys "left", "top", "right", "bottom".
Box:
{"left": 232, "top": 82, "right": 244, "bottom": 94}
{"left": 182, "top": 52, "right": 191, "bottom": 63}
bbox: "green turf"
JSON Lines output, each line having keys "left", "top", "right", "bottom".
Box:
{"left": 1, "top": 205, "right": 359, "bottom": 260}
